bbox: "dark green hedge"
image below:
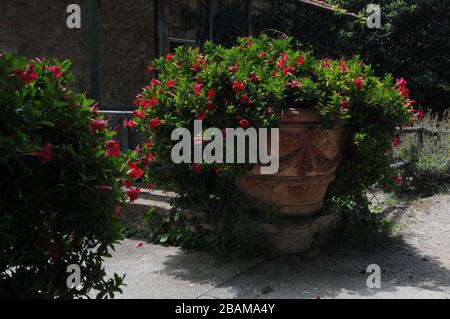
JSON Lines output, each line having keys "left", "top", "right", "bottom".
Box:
{"left": 326, "top": 0, "right": 450, "bottom": 114}
{"left": 202, "top": 0, "right": 449, "bottom": 114}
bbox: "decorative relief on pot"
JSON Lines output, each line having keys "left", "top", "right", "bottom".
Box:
{"left": 237, "top": 108, "right": 348, "bottom": 217}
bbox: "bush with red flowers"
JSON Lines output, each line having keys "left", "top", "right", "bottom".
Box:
{"left": 130, "top": 35, "right": 414, "bottom": 256}
{"left": 0, "top": 53, "right": 127, "bottom": 298}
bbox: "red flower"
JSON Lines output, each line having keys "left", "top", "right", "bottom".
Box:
{"left": 149, "top": 97, "right": 158, "bottom": 108}
{"left": 145, "top": 140, "right": 153, "bottom": 149}
{"left": 141, "top": 153, "right": 155, "bottom": 166}
{"left": 272, "top": 70, "right": 278, "bottom": 78}
{"left": 127, "top": 161, "right": 144, "bottom": 179}
{"left": 249, "top": 72, "right": 260, "bottom": 83}
{"left": 288, "top": 80, "right": 301, "bottom": 88}
{"left": 281, "top": 65, "right": 295, "bottom": 76}
{"left": 207, "top": 89, "right": 217, "bottom": 99}
{"left": 339, "top": 60, "right": 348, "bottom": 75}
{"left": 165, "top": 53, "right": 174, "bottom": 62}
{"left": 245, "top": 38, "right": 252, "bottom": 47}
{"left": 15, "top": 63, "right": 38, "bottom": 84}
{"left": 392, "top": 137, "right": 401, "bottom": 147}
{"left": 48, "top": 65, "right": 63, "bottom": 79}
{"left": 147, "top": 183, "right": 155, "bottom": 190}
{"left": 193, "top": 135, "right": 204, "bottom": 145}
{"left": 150, "top": 78, "right": 161, "bottom": 86}
{"left": 133, "top": 96, "right": 142, "bottom": 106}
{"left": 392, "top": 176, "right": 403, "bottom": 186}
{"left": 192, "top": 163, "right": 203, "bottom": 173}
{"left": 106, "top": 140, "right": 121, "bottom": 158}
{"left": 207, "top": 101, "right": 216, "bottom": 109}
{"left": 196, "top": 54, "right": 208, "bottom": 65}
{"left": 257, "top": 52, "right": 266, "bottom": 58}
{"left": 340, "top": 98, "right": 350, "bottom": 111}
{"left": 229, "top": 64, "right": 239, "bottom": 74}
{"left": 322, "top": 58, "right": 331, "bottom": 68}
{"left": 166, "top": 79, "right": 177, "bottom": 88}
{"left": 354, "top": 77, "right": 364, "bottom": 88}
{"left": 297, "top": 55, "right": 305, "bottom": 66}
{"left": 115, "top": 205, "right": 122, "bottom": 217}
{"left": 406, "top": 100, "right": 416, "bottom": 108}
{"left": 194, "top": 82, "right": 203, "bottom": 96}
{"left": 121, "top": 179, "right": 132, "bottom": 188}
{"left": 232, "top": 81, "right": 245, "bottom": 94}
{"left": 396, "top": 78, "right": 410, "bottom": 98}
{"left": 239, "top": 119, "right": 250, "bottom": 128}
{"left": 399, "top": 87, "right": 410, "bottom": 98}
{"left": 134, "top": 144, "right": 141, "bottom": 155}
{"left": 133, "top": 110, "right": 145, "bottom": 118}
{"left": 192, "top": 63, "right": 201, "bottom": 71}
{"left": 240, "top": 94, "right": 253, "bottom": 104}
{"left": 89, "top": 119, "right": 107, "bottom": 133}
{"left": 124, "top": 118, "right": 137, "bottom": 128}
{"left": 196, "top": 112, "right": 206, "bottom": 121}
{"left": 128, "top": 161, "right": 139, "bottom": 169}
{"left": 147, "top": 64, "right": 155, "bottom": 73}
{"left": 140, "top": 99, "right": 150, "bottom": 109}
{"left": 149, "top": 118, "right": 162, "bottom": 129}
{"left": 125, "top": 187, "right": 141, "bottom": 202}
{"left": 33, "top": 142, "right": 53, "bottom": 164}
{"left": 396, "top": 78, "right": 408, "bottom": 88}
{"left": 90, "top": 103, "right": 99, "bottom": 115}
{"left": 276, "top": 53, "right": 288, "bottom": 68}
{"left": 415, "top": 110, "right": 425, "bottom": 120}
{"left": 135, "top": 242, "right": 145, "bottom": 248}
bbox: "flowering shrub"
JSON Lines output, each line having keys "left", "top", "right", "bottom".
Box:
{"left": 130, "top": 36, "right": 414, "bottom": 255}
{"left": 0, "top": 53, "right": 126, "bottom": 298}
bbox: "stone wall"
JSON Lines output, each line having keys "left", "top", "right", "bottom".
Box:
{"left": 0, "top": 0, "right": 156, "bottom": 109}
{"left": 98, "top": 0, "right": 155, "bottom": 109}
{"left": 0, "top": 0, "right": 91, "bottom": 94}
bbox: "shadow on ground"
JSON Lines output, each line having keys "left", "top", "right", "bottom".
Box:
{"left": 106, "top": 195, "right": 450, "bottom": 299}
{"left": 158, "top": 230, "right": 450, "bottom": 299}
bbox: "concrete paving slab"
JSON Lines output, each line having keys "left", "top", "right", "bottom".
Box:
{"left": 105, "top": 240, "right": 265, "bottom": 299}
{"left": 105, "top": 195, "right": 450, "bottom": 299}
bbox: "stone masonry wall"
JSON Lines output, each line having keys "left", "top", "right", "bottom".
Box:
{"left": 98, "top": 0, "right": 155, "bottom": 109}
{"left": 0, "top": 0, "right": 91, "bottom": 93}
{"left": 0, "top": 0, "right": 155, "bottom": 109}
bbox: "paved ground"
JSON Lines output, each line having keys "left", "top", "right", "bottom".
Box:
{"left": 105, "top": 194, "right": 450, "bottom": 299}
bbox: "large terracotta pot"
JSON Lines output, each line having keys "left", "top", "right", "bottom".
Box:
{"left": 236, "top": 108, "right": 348, "bottom": 218}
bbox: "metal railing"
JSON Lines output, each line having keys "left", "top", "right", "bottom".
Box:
{"left": 100, "top": 110, "right": 140, "bottom": 151}
{"left": 391, "top": 125, "right": 450, "bottom": 169}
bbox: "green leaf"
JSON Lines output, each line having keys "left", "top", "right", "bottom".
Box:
{"left": 159, "top": 234, "right": 170, "bottom": 243}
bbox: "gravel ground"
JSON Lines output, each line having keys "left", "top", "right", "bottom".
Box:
{"left": 105, "top": 193, "right": 450, "bottom": 299}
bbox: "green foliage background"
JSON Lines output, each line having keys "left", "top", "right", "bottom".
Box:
{"left": 204, "top": 0, "right": 450, "bottom": 114}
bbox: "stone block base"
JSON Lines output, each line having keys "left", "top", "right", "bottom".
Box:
{"left": 121, "top": 189, "right": 341, "bottom": 256}
{"left": 243, "top": 213, "right": 341, "bottom": 255}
